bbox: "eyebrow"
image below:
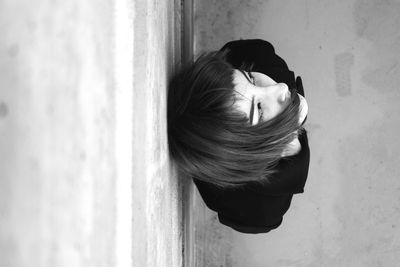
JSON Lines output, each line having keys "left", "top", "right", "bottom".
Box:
{"left": 239, "top": 69, "right": 252, "bottom": 83}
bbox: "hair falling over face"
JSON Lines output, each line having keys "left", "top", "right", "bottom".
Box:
{"left": 168, "top": 51, "right": 302, "bottom": 187}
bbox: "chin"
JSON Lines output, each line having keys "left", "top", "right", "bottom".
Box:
{"left": 298, "top": 94, "right": 308, "bottom": 125}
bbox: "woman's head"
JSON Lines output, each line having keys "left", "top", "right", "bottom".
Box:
{"left": 168, "top": 51, "right": 304, "bottom": 187}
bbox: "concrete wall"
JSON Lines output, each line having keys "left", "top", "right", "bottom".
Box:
{"left": 132, "top": 0, "right": 183, "bottom": 266}
{"left": 0, "top": 0, "right": 183, "bottom": 266}
{"left": 193, "top": 0, "right": 400, "bottom": 266}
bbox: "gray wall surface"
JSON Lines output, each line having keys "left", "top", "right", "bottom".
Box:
{"left": 0, "top": 0, "right": 183, "bottom": 266}
{"left": 193, "top": 0, "right": 400, "bottom": 266}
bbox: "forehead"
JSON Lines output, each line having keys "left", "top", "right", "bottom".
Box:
{"left": 232, "top": 69, "right": 253, "bottom": 98}
{"left": 232, "top": 69, "right": 249, "bottom": 84}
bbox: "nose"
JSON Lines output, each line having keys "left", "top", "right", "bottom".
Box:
{"left": 275, "top": 83, "right": 289, "bottom": 103}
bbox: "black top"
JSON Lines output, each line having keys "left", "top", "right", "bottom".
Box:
{"left": 193, "top": 39, "right": 310, "bottom": 234}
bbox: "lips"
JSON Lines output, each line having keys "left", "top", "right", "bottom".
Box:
{"left": 301, "top": 115, "right": 308, "bottom": 126}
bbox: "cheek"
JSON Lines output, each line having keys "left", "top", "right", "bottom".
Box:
{"left": 261, "top": 102, "right": 282, "bottom": 121}
{"left": 233, "top": 99, "right": 250, "bottom": 118}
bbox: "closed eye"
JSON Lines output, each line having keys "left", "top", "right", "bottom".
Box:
{"left": 238, "top": 70, "right": 262, "bottom": 123}
{"left": 257, "top": 102, "right": 263, "bottom": 121}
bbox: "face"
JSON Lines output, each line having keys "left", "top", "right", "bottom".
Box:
{"left": 232, "top": 69, "right": 308, "bottom": 125}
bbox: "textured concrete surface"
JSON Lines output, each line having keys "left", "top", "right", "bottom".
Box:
{"left": 0, "top": 0, "right": 183, "bottom": 266}
{"left": 132, "top": 0, "right": 183, "bottom": 266}
{"left": 193, "top": 0, "right": 400, "bottom": 266}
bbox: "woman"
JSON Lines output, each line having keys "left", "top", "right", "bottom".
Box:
{"left": 168, "top": 39, "right": 310, "bottom": 234}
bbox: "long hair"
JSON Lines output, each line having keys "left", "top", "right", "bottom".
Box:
{"left": 167, "top": 51, "right": 302, "bottom": 187}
